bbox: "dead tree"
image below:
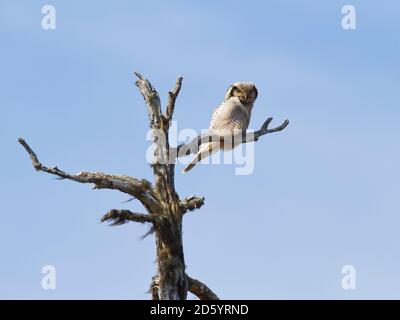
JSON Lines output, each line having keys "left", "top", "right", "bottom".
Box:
{"left": 19, "top": 73, "right": 289, "bottom": 300}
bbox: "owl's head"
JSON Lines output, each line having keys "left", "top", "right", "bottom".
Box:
{"left": 225, "top": 82, "right": 258, "bottom": 105}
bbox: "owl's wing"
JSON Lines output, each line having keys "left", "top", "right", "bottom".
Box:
{"left": 209, "top": 100, "right": 228, "bottom": 129}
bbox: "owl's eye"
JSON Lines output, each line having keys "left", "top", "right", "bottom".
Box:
{"left": 231, "top": 87, "right": 241, "bottom": 96}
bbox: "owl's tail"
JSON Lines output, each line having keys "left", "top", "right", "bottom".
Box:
{"left": 181, "top": 143, "right": 216, "bottom": 173}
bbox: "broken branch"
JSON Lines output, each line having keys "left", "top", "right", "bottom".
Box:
{"left": 101, "top": 209, "right": 155, "bottom": 226}
{"left": 150, "top": 275, "right": 160, "bottom": 300}
{"left": 18, "top": 138, "right": 160, "bottom": 213}
{"left": 165, "top": 76, "right": 183, "bottom": 121}
{"left": 181, "top": 196, "right": 205, "bottom": 213}
{"left": 134, "top": 72, "right": 162, "bottom": 129}
{"left": 187, "top": 275, "right": 219, "bottom": 300}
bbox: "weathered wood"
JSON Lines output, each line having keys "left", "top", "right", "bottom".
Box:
{"left": 101, "top": 209, "right": 156, "bottom": 225}
{"left": 19, "top": 73, "right": 289, "bottom": 300}
{"left": 187, "top": 275, "right": 219, "bottom": 300}
{"left": 174, "top": 117, "right": 289, "bottom": 157}
{"left": 135, "top": 72, "right": 187, "bottom": 300}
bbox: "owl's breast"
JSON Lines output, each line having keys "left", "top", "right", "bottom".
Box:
{"left": 209, "top": 98, "right": 251, "bottom": 135}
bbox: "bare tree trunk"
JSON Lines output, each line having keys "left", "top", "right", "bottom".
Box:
{"left": 134, "top": 73, "right": 187, "bottom": 299}
{"left": 18, "top": 72, "right": 288, "bottom": 300}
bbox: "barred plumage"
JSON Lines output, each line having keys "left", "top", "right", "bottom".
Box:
{"left": 182, "top": 82, "right": 258, "bottom": 173}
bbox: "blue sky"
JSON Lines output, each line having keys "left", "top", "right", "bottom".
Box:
{"left": 0, "top": 0, "right": 399, "bottom": 299}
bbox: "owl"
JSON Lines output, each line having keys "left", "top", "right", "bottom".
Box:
{"left": 182, "top": 82, "right": 258, "bottom": 173}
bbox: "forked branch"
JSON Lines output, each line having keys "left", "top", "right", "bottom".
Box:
{"left": 250, "top": 117, "right": 290, "bottom": 141}
{"left": 19, "top": 73, "right": 287, "bottom": 300}
{"left": 175, "top": 117, "right": 289, "bottom": 157}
